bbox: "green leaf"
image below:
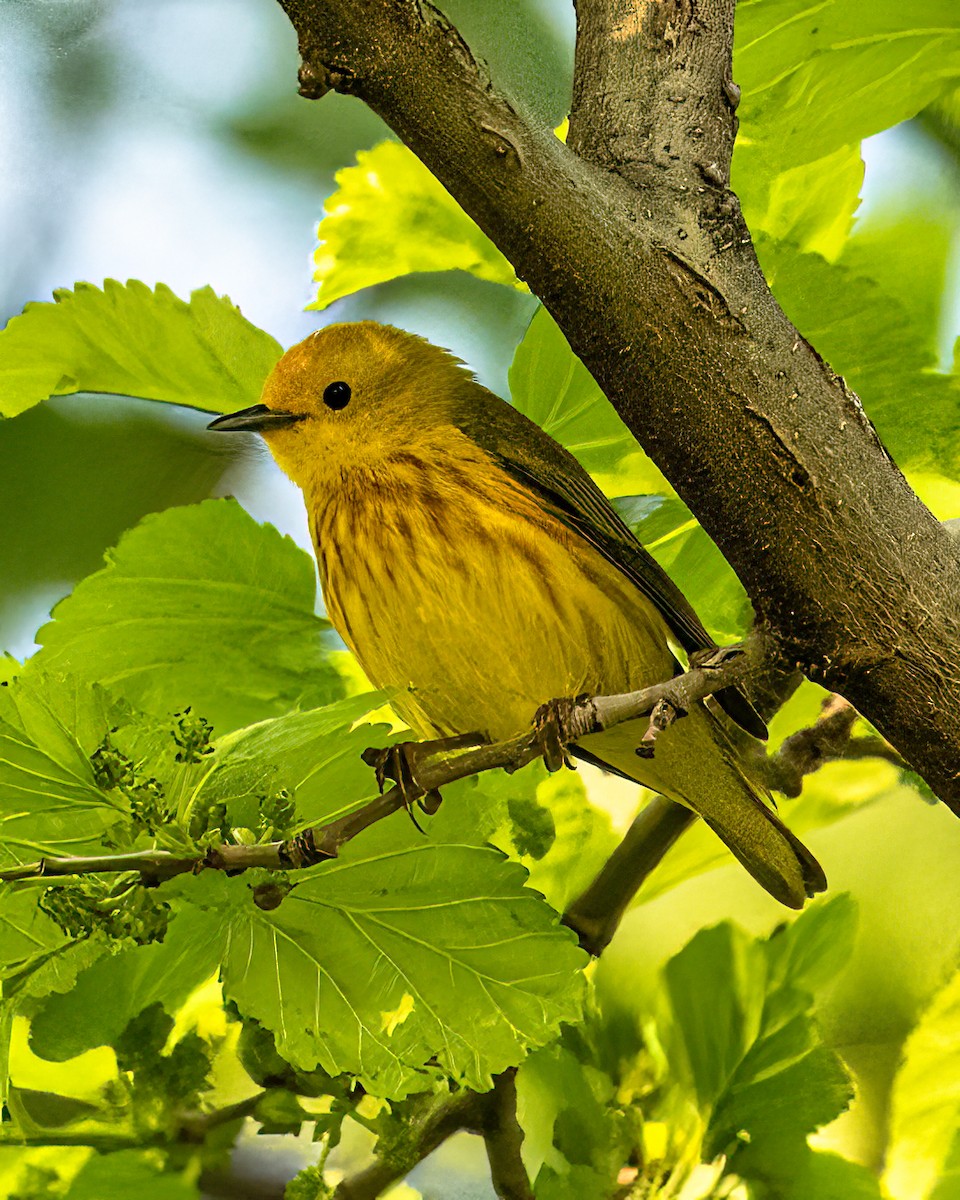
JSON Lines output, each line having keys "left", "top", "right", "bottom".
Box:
{"left": 509, "top": 308, "right": 668, "bottom": 494}
{"left": 709, "top": 903, "right": 857, "bottom": 1157}
{"left": 4, "top": 940, "right": 112, "bottom": 1018}
{"left": 515, "top": 1043, "right": 627, "bottom": 1194}
{"left": 0, "top": 672, "right": 128, "bottom": 866}
{"left": 0, "top": 667, "right": 126, "bottom": 772}
{"left": 885, "top": 963, "right": 960, "bottom": 1200}
{"left": 663, "top": 923, "right": 768, "bottom": 1110}
{"left": 32, "top": 499, "right": 344, "bottom": 734}
{"left": 737, "top": 1146, "right": 885, "bottom": 1200}
{"left": 0, "top": 887, "right": 69, "bottom": 981}
{"left": 0, "top": 280, "right": 281, "bottom": 419}
{"left": 199, "top": 835, "right": 587, "bottom": 1097}
{"left": 765, "top": 893, "right": 860, "bottom": 995}
{"left": 197, "top": 692, "right": 393, "bottom": 833}
{"left": 310, "top": 140, "right": 523, "bottom": 310}
{"left": 29, "top": 902, "right": 221, "bottom": 1061}
{"left": 709, "top": 1044, "right": 851, "bottom": 1161}
{"left": 284, "top": 1163, "right": 336, "bottom": 1200}
{"left": 844, "top": 211, "right": 955, "bottom": 366}
{"left": 756, "top": 235, "right": 960, "bottom": 473}
{"left": 506, "top": 793, "right": 556, "bottom": 862}
{"left": 65, "top": 1150, "right": 198, "bottom": 1199}
{"left": 736, "top": 143, "right": 864, "bottom": 262}
{"left": 660, "top": 905, "right": 857, "bottom": 1174}
{"left": 734, "top": 2, "right": 960, "bottom": 177}
{"left": 498, "top": 770, "right": 618, "bottom": 915}
{"left": 929, "top": 1127, "right": 960, "bottom": 1200}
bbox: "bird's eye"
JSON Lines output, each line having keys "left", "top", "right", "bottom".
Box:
{"left": 323, "top": 381, "right": 352, "bottom": 410}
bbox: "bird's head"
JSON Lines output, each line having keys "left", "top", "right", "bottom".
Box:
{"left": 208, "top": 322, "right": 474, "bottom": 494}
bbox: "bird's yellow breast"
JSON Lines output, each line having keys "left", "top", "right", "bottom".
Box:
{"left": 310, "top": 435, "right": 674, "bottom": 743}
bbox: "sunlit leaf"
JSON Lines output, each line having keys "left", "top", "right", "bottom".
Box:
{"left": 737, "top": 143, "right": 864, "bottom": 262}
{"left": 734, "top": 1, "right": 960, "bottom": 175}
{"left": 0, "top": 672, "right": 128, "bottom": 867}
{"left": 614, "top": 495, "right": 750, "bottom": 644}
{"left": 757, "top": 235, "right": 960, "bottom": 473}
{"left": 29, "top": 902, "right": 219, "bottom": 1063}
{"left": 663, "top": 922, "right": 767, "bottom": 1110}
{"left": 659, "top": 905, "right": 858, "bottom": 1194}
{"left": 0, "top": 280, "right": 281, "bottom": 419}
{"left": 204, "top": 830, "right": 587, "bottom": 1098}
{"left": 493, "top": 768, "right": 619, "bottom": 915}
{"left": 885, "top": 964, "right": 960, "bottom": 1200}
{"left": 310, "top": 140, "right": 523, "bottom": 309}
{"left": 928, "top": 1128, "right": 960, "bottom": 1200}
{"left": 32, "top": 499, "right": 343, "bottom": 735}
{"left": 197, "top": 691, "right": 393, "bottom": 833}
{"left": 0, "top": 888, "right": 69, "bottom": 982}
{"left": 515, "top": 1042, "right": 628, "bottom": 1195}
{"left": 509, "top": 307, "right": 668, "bottom": 495}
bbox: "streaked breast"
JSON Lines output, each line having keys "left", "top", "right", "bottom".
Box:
{"left": 313, "top": 447, "right": 673, "bottom": 742}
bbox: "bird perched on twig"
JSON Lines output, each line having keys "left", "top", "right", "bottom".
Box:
{"left": 209, "top": 321, "right": 825, "bottom": 908}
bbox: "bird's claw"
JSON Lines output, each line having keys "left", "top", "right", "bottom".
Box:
{"left": 360, "top": 743, "right": 440, "bottom": 830}
{"left": 532, "top": 697, "right": 584, "bottom": 773}
{"left": 360, "top": 731, "right": 484, "bottom": 830}
{"left": 635, "top": 698, "right": 684, "bottom": 759}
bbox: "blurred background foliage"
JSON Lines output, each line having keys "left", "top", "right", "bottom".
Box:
{"left": 2, "top": 0, "right": 960, "bottom": 1197}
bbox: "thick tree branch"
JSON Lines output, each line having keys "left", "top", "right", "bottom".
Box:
{"left": 273, "top": 0, "right": 960, "bottom": 810}
{"left": 569, "top": 0, "right": 739, "bottom": 192}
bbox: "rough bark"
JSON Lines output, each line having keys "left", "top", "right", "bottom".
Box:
{"left": 274, "top": 0, "right": 960, "bottom": 809}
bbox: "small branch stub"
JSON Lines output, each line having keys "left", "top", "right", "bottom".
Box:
{"left": 636, "top": 698, "right": 684, "bottom": 758}
{"left": 298, "top": 59, "right": 356, "bottom": 99}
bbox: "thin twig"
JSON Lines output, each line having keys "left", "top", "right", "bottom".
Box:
{"left": 334, "top": 1091, "right": 484, "bottom": 1200}
{"left": 0, "top": 645, "right": 758, "bottom": 885}
{"left": 482, "top": 1069, "right": 534, "bottom": 1200}
{"left": 839, "top": 737, "right": 908, "bottom": 769}
{"left": 762, "top": 695, "right": 862, "bottom": 796}
{"left": 0, "top": 1093, "right": 264, "bottom": 1151}
{"left": 563, "top": 796, "right": 696, "bottom": 955}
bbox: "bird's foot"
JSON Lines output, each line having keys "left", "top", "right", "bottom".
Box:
{"left": 360, "top": 732, "right": 485, "bottom": 830}
{"left": 531, "top": 696, "right": 588, "bottom": 773}
{"left": 635, "top": 698, "right": 685, "bottom": 759}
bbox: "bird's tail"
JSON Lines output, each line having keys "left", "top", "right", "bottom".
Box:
{"left": 579, "top": 705, "right": 826, "bottom": 908}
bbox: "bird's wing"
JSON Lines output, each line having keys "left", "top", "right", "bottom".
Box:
{"left": 459, "top": 391, "right": 767, "bottom": 739}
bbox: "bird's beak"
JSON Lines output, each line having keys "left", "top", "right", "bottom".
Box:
{"left": 207, "top": 404, "right": 305, "bottom": 433}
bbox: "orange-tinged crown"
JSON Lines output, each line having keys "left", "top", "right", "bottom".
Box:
{"left": 257, "top": 321, "right": 476, "bottom": 493}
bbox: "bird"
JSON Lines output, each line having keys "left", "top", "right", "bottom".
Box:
{"left": 208, "top": 321, "right": 825, "bottom": 908}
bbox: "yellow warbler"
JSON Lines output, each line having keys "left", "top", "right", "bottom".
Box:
{"left": 209, "top": 322, "right": 825, "bottom": 908}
